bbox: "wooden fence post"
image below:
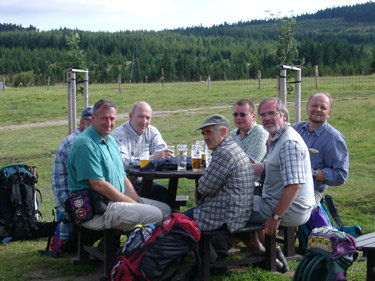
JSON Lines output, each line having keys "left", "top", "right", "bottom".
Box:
{"left": 315, "top": 65, "right": 319, "bottom": 89}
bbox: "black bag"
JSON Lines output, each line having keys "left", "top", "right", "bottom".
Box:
{"left": 0, "top": 164, "right": 45, "bottom": 240}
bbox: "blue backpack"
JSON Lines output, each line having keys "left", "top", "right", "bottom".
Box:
{"left": 294, "top": 226, "right": 358, "bottom": 281}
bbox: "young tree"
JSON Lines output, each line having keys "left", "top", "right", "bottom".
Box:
{"left": 66, "top": 32, "right": 86, "bottom": 70}
{"left": 274, "top": 17, "right": 301, "bottom": 67}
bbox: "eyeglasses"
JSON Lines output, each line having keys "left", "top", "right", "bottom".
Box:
{"left": 232, "top": 112, "right": 250, "bottom": 118}
{"left": 258, "top": 111, "right": 280, "bottom": 119}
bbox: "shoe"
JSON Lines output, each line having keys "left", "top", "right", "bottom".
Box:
{"left": 276, "top": 246, "right": 289, "bottom": 273}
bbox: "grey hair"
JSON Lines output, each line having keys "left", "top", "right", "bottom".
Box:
{"left": 93, "top": 99, "right": 117, "bottom": 115}
{"left": 130, "top": 101, "right": 152, "bottom": 115}
{"left": 258, "top": 97, "right": 289, "bottom": 122}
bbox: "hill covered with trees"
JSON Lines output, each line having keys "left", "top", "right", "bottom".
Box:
{"left": 1, "top": 1, "right": 375, "bottom": 86}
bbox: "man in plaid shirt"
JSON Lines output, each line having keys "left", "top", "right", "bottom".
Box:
{"left": 185, "top": 114, "right": 254, "bottom": 258}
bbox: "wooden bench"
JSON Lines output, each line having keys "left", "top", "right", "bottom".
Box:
{"left": 356, "top": 232, "right": 375, "bottom": 281}
{"left": 174, "top": 195, "right": 189, "bottom": 210}
{"left": 70, "top": 225, "right": 122, "bottom": 281}
{"left": 199, "top": 223, "right": 275, "bottom": 281}
{"left": 277, "top": 226, "right": 302, "bottom": 260}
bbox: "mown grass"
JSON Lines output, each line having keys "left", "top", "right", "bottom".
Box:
{"left": 0, "top": 76, "right": 374, "bottom": 280}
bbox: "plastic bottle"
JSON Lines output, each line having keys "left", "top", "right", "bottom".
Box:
{"left": 140, "top": 224, "right": 155, "bottom": 247}
{"left": 122, "top": 224, "right": 155, "bottom": 257}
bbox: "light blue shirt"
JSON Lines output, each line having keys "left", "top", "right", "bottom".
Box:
{"left": 230, "top": 122, "right": 268, "bottom": 163}
{"left": 68, "top": 125, "right": 126, "bottom": 194}
{"left": 293, "top": 121, "right": 349, "bottom": 192}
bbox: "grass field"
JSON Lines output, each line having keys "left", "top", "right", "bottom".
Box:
{"left": 0, "top": 76, "right": 374, "bottom": 280}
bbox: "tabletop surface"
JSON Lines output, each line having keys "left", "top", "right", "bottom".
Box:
{"left": 127, "top": 166, "right": 205, "bottom": 179}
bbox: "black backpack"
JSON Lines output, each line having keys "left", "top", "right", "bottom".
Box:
{"left": 0, "top": 163, "right": 45, "bottom": 241}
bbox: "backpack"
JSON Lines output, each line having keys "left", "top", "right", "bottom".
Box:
{"left": 110, "top": 212, "right": 201, "bottom": 281}
{"left": 38, "top": 208, "right": 78, "bottom": 257}
{"left": 296, "top": 194, "right": 362, "bottom": 252}
{"left": 296, "top": 201, "right": 333, "bottom": 252}
{"left": 0, "top": 163, "right": 42, "bottom": 241}
{"left": 293, "top": 226, "right": 358, "bottom": 281}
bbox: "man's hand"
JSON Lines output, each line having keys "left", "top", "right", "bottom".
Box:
{"left": 154, "top": 148, "right": 174, "bottom": 159}
{"left": 88, "top": 179, "right": 136, "bottom": 203}
{"left": 264, "top": 216, "right": 281, "bottom": 236}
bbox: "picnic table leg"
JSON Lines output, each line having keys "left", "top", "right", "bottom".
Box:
{"left": 366, "top": 250, "right": 375, "bottom": 281}
{"left": 140, "top": 178, "right": 153, "bottom": 198}
{"left": 167, "top": 177, "right": 179, "bottom": 209}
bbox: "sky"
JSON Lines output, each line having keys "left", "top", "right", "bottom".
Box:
{"left": 0, "top": 0, "right": 371, "bottom": 32}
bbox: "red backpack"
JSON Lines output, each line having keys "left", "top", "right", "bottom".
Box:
{"left": 110, "top": 212, "right": 201, "bottom": 281}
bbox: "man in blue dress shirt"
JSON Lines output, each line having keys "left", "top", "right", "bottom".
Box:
{"left": 293, "top": 92, "right": 349, "bottom": 207}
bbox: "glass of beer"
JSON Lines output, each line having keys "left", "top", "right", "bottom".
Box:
{"left": 191, "top": 144, "right": 202, "bottom": 172}
{"left": 139, "top": 145, "right": 149, "bottom": 168}
{"left": 196, "top": 141, "right": 206, "bottom": 167}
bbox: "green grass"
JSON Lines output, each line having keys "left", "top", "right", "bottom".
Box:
{"left": 0, "top": 76, "right": 374, "bottom": 280}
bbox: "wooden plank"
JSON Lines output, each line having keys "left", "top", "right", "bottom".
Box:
{"left": 356, "top": 232, "right": 375, "bottom": 249}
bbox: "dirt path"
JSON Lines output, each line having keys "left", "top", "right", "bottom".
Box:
{"left": 0, "top": 106, "right": 232, "bottom": 131}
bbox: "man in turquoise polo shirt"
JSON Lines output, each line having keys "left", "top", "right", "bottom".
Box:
{"left": 68, "top": 99, "right": 170, "bottom": 231}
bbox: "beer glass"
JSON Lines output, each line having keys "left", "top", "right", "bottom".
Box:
{"left": 191, "top": 144, "right": 202, "bottom": 172}
{"left": 177, "top": 144, "right": 188, "bottom": 171}
{"left": 139, "top": 145, "right": 149, "bottom": 168}
{"left": 167, "top": 145, "right": 175, "bottom": 157}
{"left": 196, "top": 141, "right": 206, "bottom": 167}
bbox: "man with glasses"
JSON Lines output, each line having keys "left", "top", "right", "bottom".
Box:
{"left": 245, "top": 97, "right": 314, "bottom": 273}
{"left": 230, "top": 99, "right": 268, "bottom": 163}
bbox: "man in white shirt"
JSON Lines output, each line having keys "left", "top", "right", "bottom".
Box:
{"left": 112, "top": 101, "right": 173, "bottom": 202}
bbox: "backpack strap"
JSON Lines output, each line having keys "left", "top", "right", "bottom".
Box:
{"left": 323, "top": 194, "right": 344, "bottom": 227}
{"left": 303, "top": 254, "right": 327, "bottom": 281}
{"left": 293, "top": 251, "right": 317, "bottom": 281}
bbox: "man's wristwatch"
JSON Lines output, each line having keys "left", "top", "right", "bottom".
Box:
{"left": 272, "top": 212, "right": 282, "bottom": 221}
{"left": 312, "top": 169, "right": 318, "bottom": 177}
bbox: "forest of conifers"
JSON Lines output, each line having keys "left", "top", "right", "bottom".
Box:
{"left": 1, "top": 1, "right": 375, "bottom": 86}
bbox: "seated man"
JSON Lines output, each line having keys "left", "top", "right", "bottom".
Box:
{"left": 293, "top": 93, "right": 349, "bottom": 207}
{"left": 230, "top": 99, "right": 268, "bottom": 163}
{"left": 51, "top": 106, "right": 93, "bottom": 247}
{"left": 68, "top": 99, "right": 171, "bottom": 232}
{"left": 112, "top": 101, "right": 173, "bottom": 202}
{"left": 248, "top": 97, "right": 315, "bottom": 273}
{"left": 185, "top": 114, "right": 254, "bottom": 258}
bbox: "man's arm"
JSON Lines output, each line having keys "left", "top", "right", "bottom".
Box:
{"left": 124, "top": 177, "right": 143, "bottom": 203}
{"left": 263, "top": 184, "right": 300, "bottom": 236}
{"left": 88, "top": 179, "right": 137, "bottom": 203}
{"left": 252, "top": 163, "right": 264, "bottom": 177}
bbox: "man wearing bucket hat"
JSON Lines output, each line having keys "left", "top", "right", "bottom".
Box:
{"left": 185, "top": 114, "right": 254, "bottom": 259}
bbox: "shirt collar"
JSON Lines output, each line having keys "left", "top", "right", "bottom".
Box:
{"left": 309, "top": 121, "right": 328, "bottom": 136}
{"left": 235, "top": 122, "right": 258, "bottom": 136}
{"left": 86, "top": 125, "right": 108, "bottom": 144}
{"left": 271, "top": 123, "right": 290, "bottom": 142}
{"left": 212, "top": 136, "right": 231, "bottom": 155}
{"left": 125, "top": 121, "right": 143, "bottom": 138}
{"left": 302, "top": 121, "right": 328, "bottom": 137}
